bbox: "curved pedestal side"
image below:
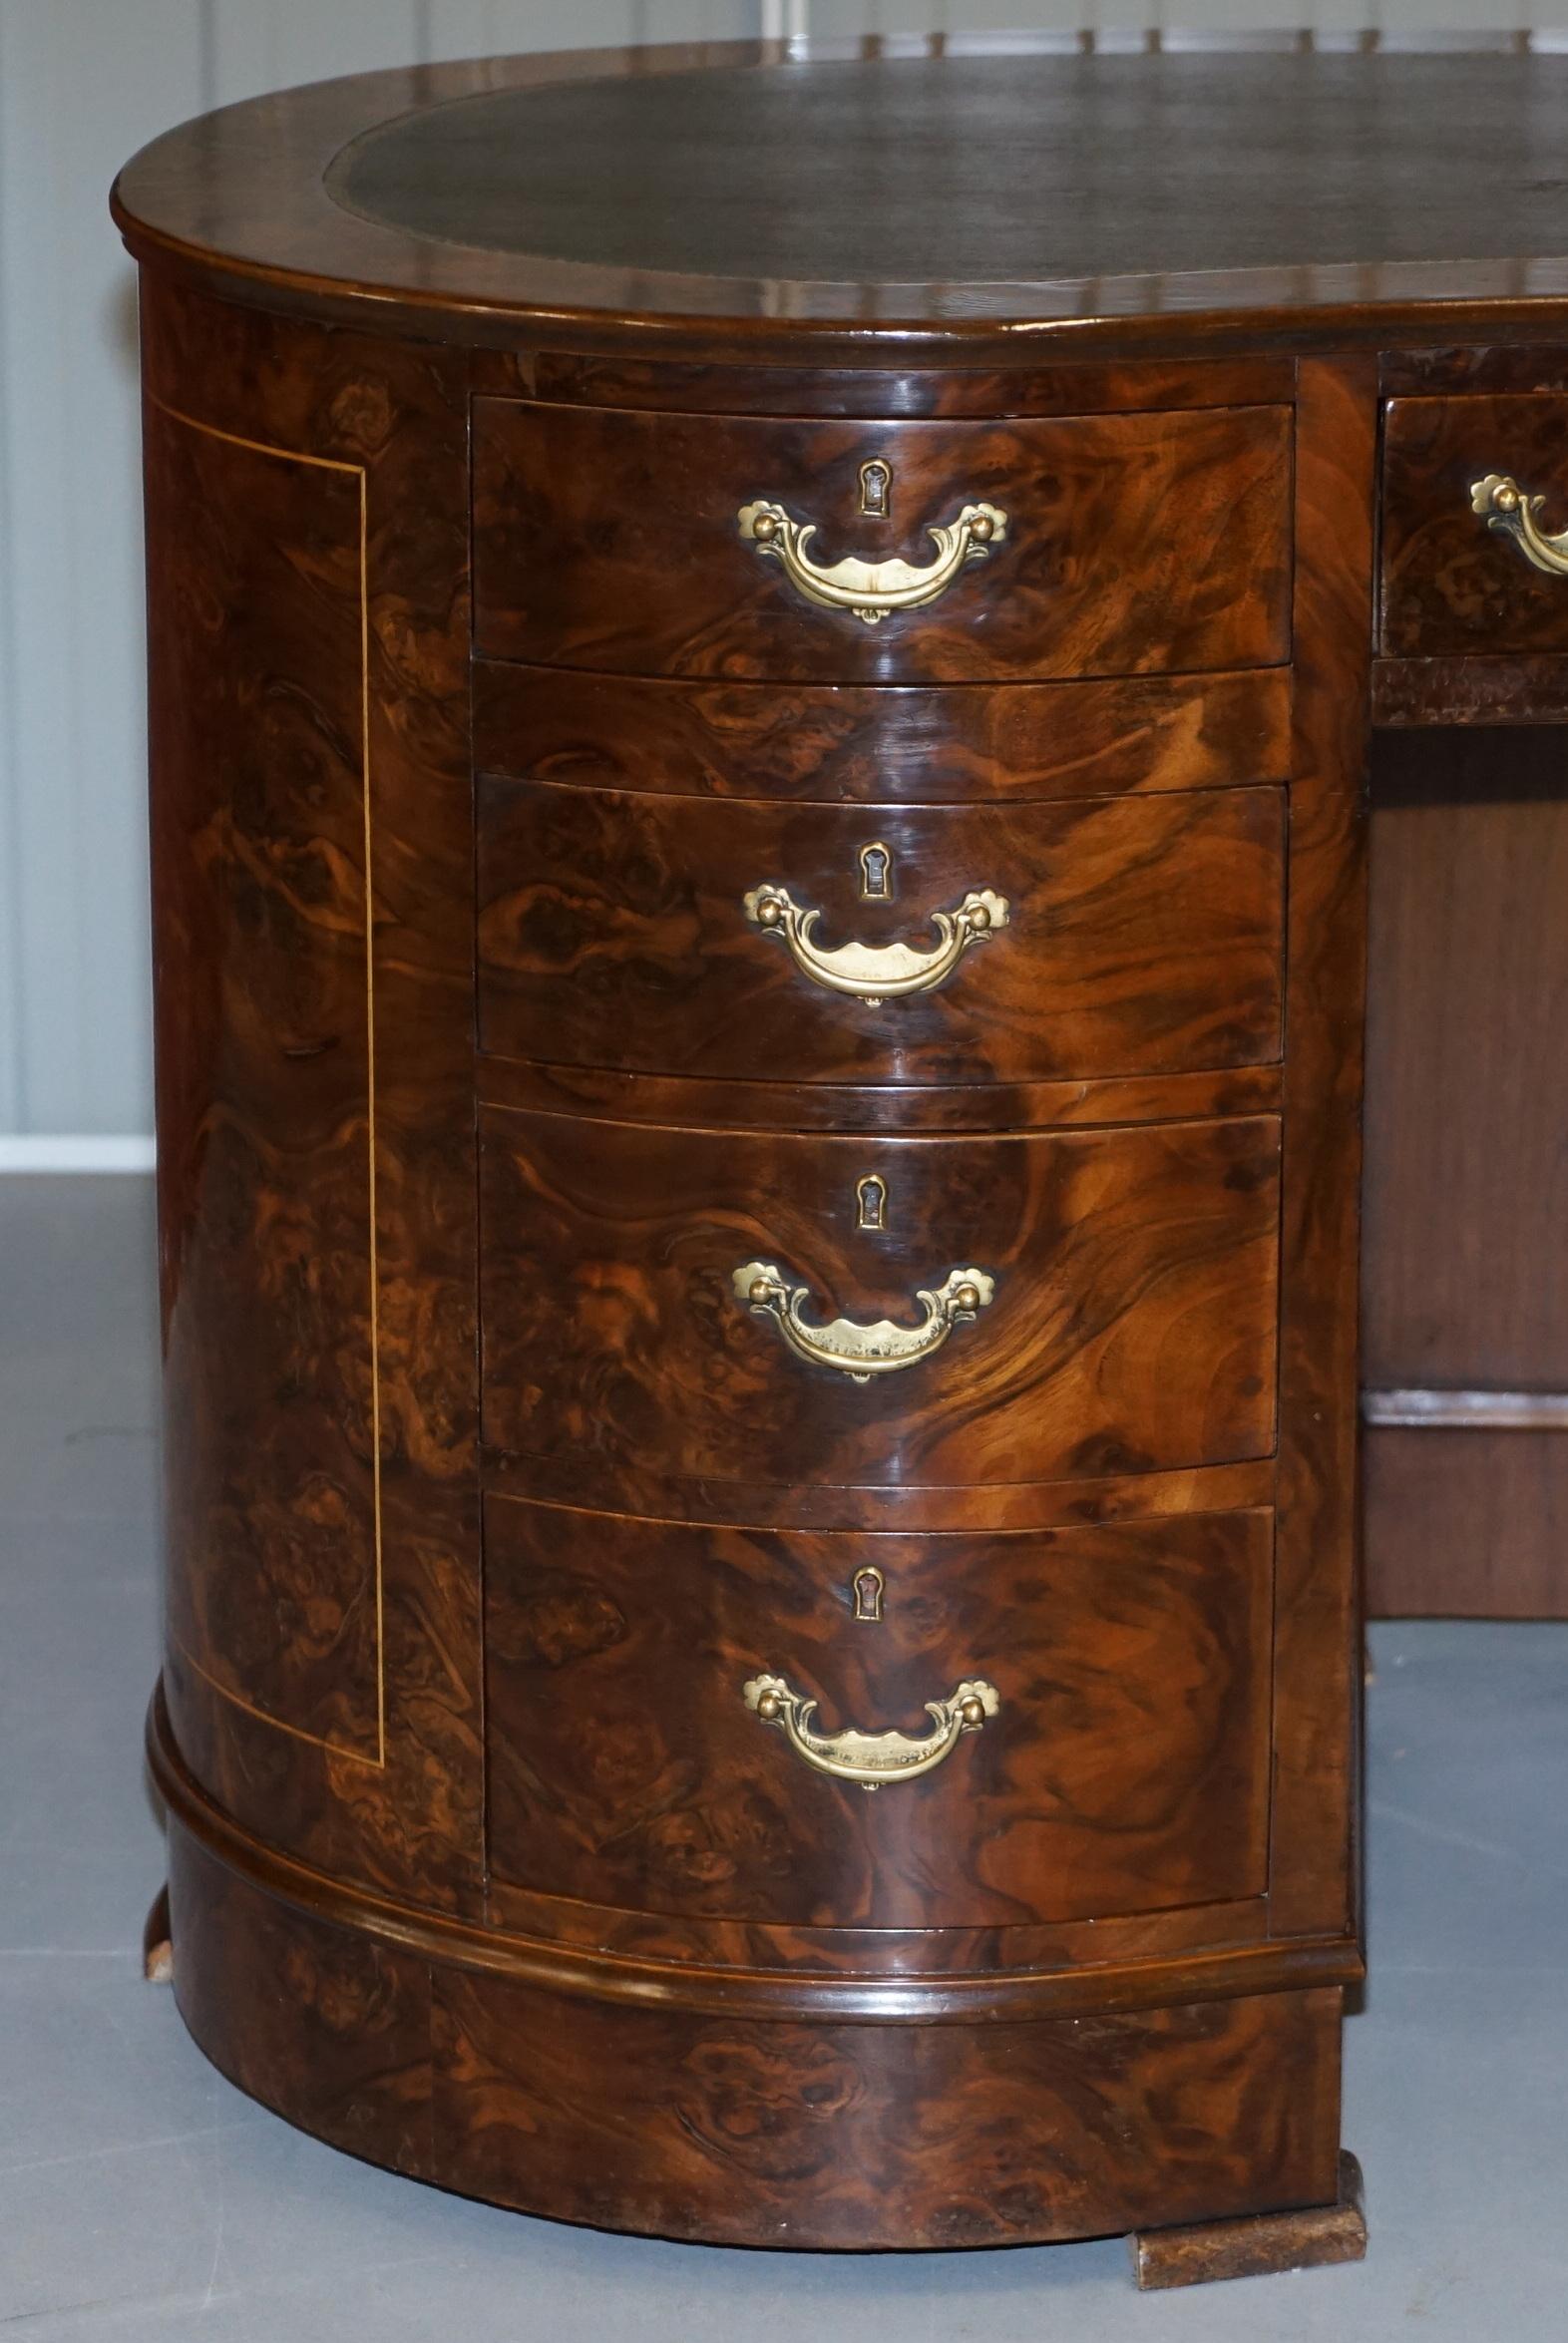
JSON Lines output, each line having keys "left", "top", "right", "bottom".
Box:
{"left": 152, "top": 1689, "right": 1356, "bottom": 2253}
{"left": 117, "top": 43, "right": 1396, "bottom": 2272}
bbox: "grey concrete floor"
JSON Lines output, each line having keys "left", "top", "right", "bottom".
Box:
{"left": 2, "top": 1171, "right": 1565, "bottom": 2339}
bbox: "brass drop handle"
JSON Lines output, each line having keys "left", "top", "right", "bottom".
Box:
{"left": 736, "top": 497, "right": 1008, "bottom": 625}
{"left": 732, "top": 1260, "right": 995, "bottom": 1382}
{"left": 743, "top": 883, "right": 1009, "bottom": 1006}
{"left": 743, "top": 1672, "right": 1000, "bottom": 1790}
{"left": 1471, "top": 472, "right": 1568, "bottom": 578}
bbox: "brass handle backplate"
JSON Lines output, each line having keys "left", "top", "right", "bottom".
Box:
{"left": 732, "top": 1260, "right": 995, "bottom": 1382}
{"left": 1471, "top": 472, "right": 1568, "bottom": 578}
{"left": 736, "top": 497, "right": 1008, "bottom": 624}
{"left": 743, "top": 882, "right": 1009, "bottom": 1006}
{"left": 743, "top": 1672, "right": 1000, "bottom": 1790}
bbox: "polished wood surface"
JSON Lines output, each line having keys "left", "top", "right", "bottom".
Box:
{"left": 111, "top": 49, "right": 1568, "bottom": 356}
{"left": 1267, "top": 358, "right": 1373, "bottom": 1945}
{"left": 477, "top": 1051, "right": 1284, "bottom": 1143}
{"left": 167, "top": 1817, "right": 1345, "bottom": 2252}
{"left": 479, "top": 1107, "right": 1281, "bottom": 1496}
{"left": 472, "top": 400, "right": 1292, "bottom": 683}
{"left": 142, "top": 275, "right": 484, "bottom": 1911}
{"left": 473, "top": 661, "right": 1295, "bottom": 806}
{"left": 129, "top": 35, "right": 1568, "bottom": 2271}
{"left": 1382, "top": 393, "right": 1568, "bottom": 657}
{"left": 484, "top": 1497, "right": 1272, "bottom": 1930}
{"left": 477, "top": 780, "right": 1285, "bottom": 1087}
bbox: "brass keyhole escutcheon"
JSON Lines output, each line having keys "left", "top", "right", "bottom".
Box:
{"left": 858, "top": 841, "right": 893, "bottom": 901}
{"left": 856, "top": 1173, "right": 889, "bottom": 1232}
{"left": 859, "top": 458, "right": 893, "bottom": 519}
{"left": 852, "top": 1566, "right": 885, "bottom": 1623}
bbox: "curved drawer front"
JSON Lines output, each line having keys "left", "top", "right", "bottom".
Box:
{"left": 479, "top": 1107, "right": 1280, "bottom": 1493}
{"left": 478, "top": 781, "right": 1285, "bottom": 1087}
{"left": 483, "top": 1493, "right": 1273, "bottom": 1931}
{"left": 472, "top": 401, "right": 1293, "bottom": 683}
{"left": 1382, "top": 392, "right": 1568, "bottom": 656}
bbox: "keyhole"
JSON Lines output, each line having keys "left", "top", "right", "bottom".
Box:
{"left": 859, "top": 459, "right": 893, "bottom": 519}
{"left": 856, "top": 1174, "right": 888, "bottom": 1232}
{"left": 858, "top": 842, "right": 893, "bottom": 901}
{"left": 852, "top": 1566, "right": 885, "bottom": 1623}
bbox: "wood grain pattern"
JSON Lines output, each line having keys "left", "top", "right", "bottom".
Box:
{"left": 431, "top": 1968, "right": 1350, "bottom": 2258}
{"left": 142, "top": 277, "right": 484, "bottom": 1910}
{"left": 477, "top": 780, "right": 1286, "bottom": 1088}
{"left": 471, "top": 401, "right": 1294, "bottom": 683}
{"left": 122, "top": 42, "right": 1415, "bottom": 2260}
{"left": 169, "top": 1821, "right": 433, "bottom": 2179}
{"left": 480, "top": 1106, "right": 1282, "bottom": 1497}
{"left": 1372, "top": 652, "right": 1568, "bottom": 726}
{"left": 1268, "top": 357, "right": 1374, "bottom": 1941}
{"left": 1381, "top": 392, "right": 1568, "bottom": 658}
{"left": 479, "top": 1874, "right": 1274, "bottom": 1987}
{"left": 154, "top": 1687, "right": 1359, "bottom": 2025}
{"left": 165, "top": 1811, "right": 1343, "bottom": 2252}
{"left": 481, "top": 1449, "right": 1279, "bottom": 1537}
{"left": 431, "top": 1972, "right": 1344, "bottom": 2251}
{"left": 143, "top": 376, "right": 379, "bottom": 1762}
{"left": 472, "top": 661, "right": 1296, "bottom": 807}
{"left": 483, "top": 1496, "right": 1273, "bottom": 1930}
{"left": 516, "top": 350, "right": 1297, "bottom": 417}
{"left": 477, "top": 1052, "right": 1285, "bottom": 1140}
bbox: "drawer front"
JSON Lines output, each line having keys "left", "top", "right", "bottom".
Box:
{"left": 478, "top": 783, "right": 1286, "bottom": 1086}
{"left": 480, "top": 1109, "right": 1280, "bottom": 1492}
{"left": 472, "top": 402, "right": 1293, "bottom": 683}
{"left": 484, "top": 1495, "right": 1273, "bottom": 1929}
{"left": 1383, "top": 393, "right": 1568, "bottom": 656}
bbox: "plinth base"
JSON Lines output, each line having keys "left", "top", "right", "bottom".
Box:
{"left": 152, "top": 1682, "right": 1359, "bottom": 2263}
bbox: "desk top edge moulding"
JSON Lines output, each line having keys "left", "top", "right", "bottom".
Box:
{"left": 117, "top": 38, "right": 1568, "bottom": 2279}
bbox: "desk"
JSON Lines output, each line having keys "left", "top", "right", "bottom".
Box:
{"left": 115, "top": 42, "right": 1568, "bottom": 2283}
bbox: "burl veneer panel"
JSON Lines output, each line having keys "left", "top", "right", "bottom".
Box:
{"left": 168, "top": 1815, "right": 1342, "bottom": 2254}
{"left": 473, "top": 662, "right": 1295, "bottom": 806}
{"left": 476, "top": 781, "right": 1286, "bottom": 1088}
{"left": 141, "top": 277, "right": 484, "bottom": 1907}
{"left": 169, "top": 1822, "right": 434, "bottom": 2177}
{"left": 143, "top": 379, "right": 379, "bottom": 1759}
{"left": 1381, "top": 393, "right": 1568, "bottom": 657}
{"left": 479, "top": 1108, "right": 1282, "bottom": 1498}
{"left": 431, "top": 1972, "right": 1345, "bottom": 2249}
{"left": 483, "top": 1496, "right": 1274, "bottom": 1930}
{"left": 472, "top": 402, "right": 1293, "bottom": 682}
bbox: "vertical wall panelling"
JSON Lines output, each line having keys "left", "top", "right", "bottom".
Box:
{"left": 0, "top": 0, "right": 204, "bottom": 1139}
{"left": 0, "top": 2, "right": 23, "bottom": 1127}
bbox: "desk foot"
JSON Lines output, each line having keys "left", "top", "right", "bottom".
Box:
{"left": 143, "top": 1883, "right": 173, "bottom": 1984}
{"left": 1130, "top": 2152, "right": 1366, "bottom": 2289}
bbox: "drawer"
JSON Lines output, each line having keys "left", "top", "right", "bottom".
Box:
{"left": 483, "top": 1494, "right": 1273, "bottom": 1930}
{"left": 472, "top": 401, "right": 1293, "bottom": 683}
{"left": 477, "top": 783, "right": 1286, "bottom": 1087}
{"left": 1382, "top": 393, "right": 1568, "bottom": 656}
{"left": 479, "top": 1109, "right": 1280, "bottom": 1492}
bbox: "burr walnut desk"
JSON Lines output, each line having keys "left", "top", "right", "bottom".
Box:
{"left": 114, "top": 41, "right": 1568, "bottom": 2284}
